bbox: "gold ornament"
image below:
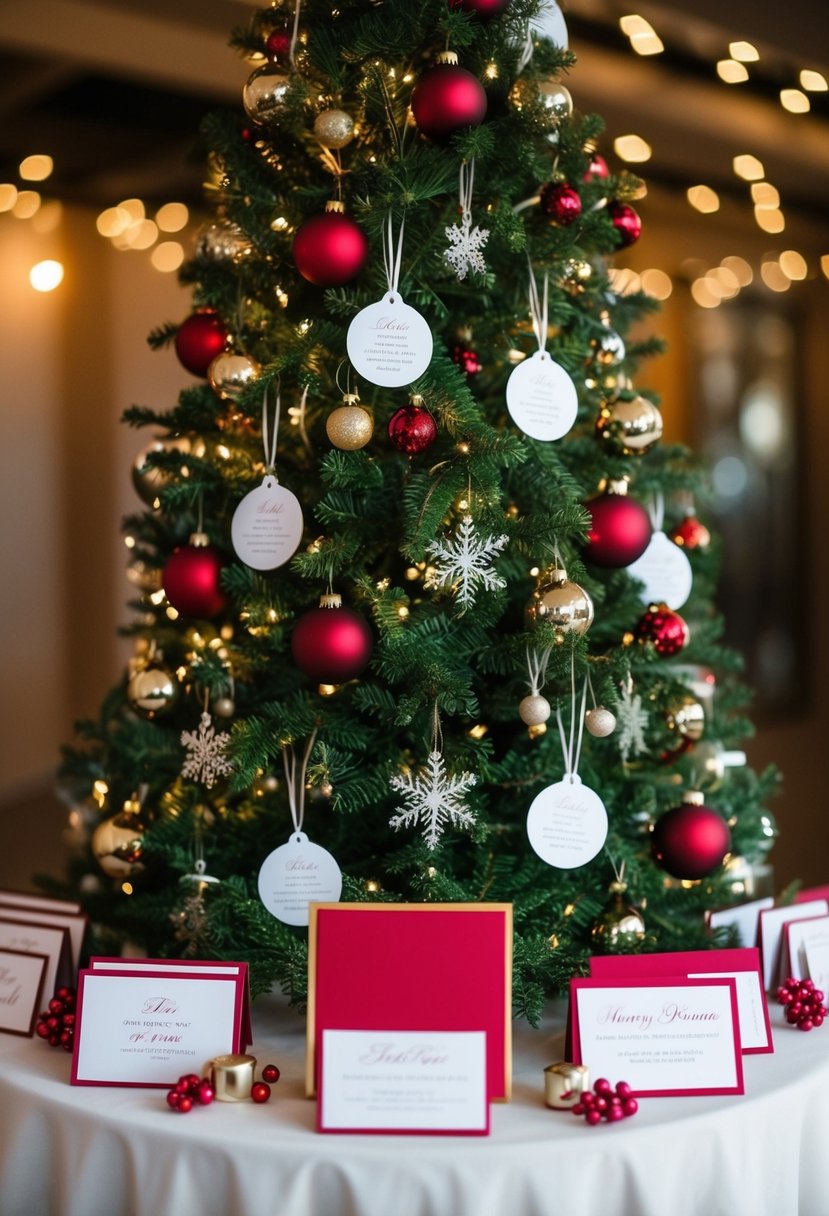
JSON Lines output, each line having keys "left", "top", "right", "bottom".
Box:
{"left": 132, "top": 435, "right": 202, "bottom": 505}
{"left": 591, "top": 880, "right": 646, "bottom": 947}
{"left": 91, "top": 801, "right": 146, "bottom": 878}
{"left": 325, "top": 395, "right": 374, "bottom": 449}
{"left": 519, "top": 694, "right": 551, "bottom": 726}
{"left": 585, "top": 706, "right": 616, "bottom": 737}
{"left": 242, "top": 63, "right": 291, "bottom": 125}
{"left": 314, "top": 108, "right": 355, "bottom": 149}
{"left": 596, "top": 396, "right": 664, "bottom": 456}
{"left": 526, "top": 566, "right": 594, "bottom": 636}
{"left": 209, "top": 1053, "right": 257, "bottom": 1101}
{"left": 665, "top": 694, "right": 705, "bottom": 741}
{"left": 196, "top": 221, "right": 252, "bottom": 263}
{"left": 213, "top": 696, "right": 235, "bottom": 718}
{"left": 127, "top": 661, "right": 179, "bottom": 718}
{"left": 207, "top": 351, "right": 261, "bottom": 401}
{"left": 591, "top": 328, "right": 626, "bottom": 366}
{"left": 544, "top": 1062, "right": 590, "bottom": 1109}
{"left": 539, "top": 80, "right": 573, "bottom": 122}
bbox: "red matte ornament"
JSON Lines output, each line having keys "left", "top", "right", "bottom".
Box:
{"left": 584, "top": 154, "right": 610, "bottom": 181}
{"left": 411, "top": 54, "right": 487, "bottom": 139}
{"left": 388, "top": 403, "right": 438, "bottom": 454}
{"left": 608, "top": 200, "right": 642, "bottom": 247}
{"left": 265, "top": 28, "right": 292, "bottom": 61}
{"left": 291, "top": 594, "right": 374, "bottom": 683}
{"left": 163, "top": 535, "right": 226, "bottom": 618}
{"left": 635, "top": 602, "right": 689, "bottom": 657}
{"left": 583, "top": 486, "right": 652, "bottom": 568}
{"left": 292, "top": 205, "right": 369, "bottom": 286}
{"left": 539, "top": 182, "right": 582, "bottom": 226}
{"left": 174, "top": 311, "right": 229, "bottom": 378}
{"left": 651, "top": 794, "right": 731, "bottom": 880}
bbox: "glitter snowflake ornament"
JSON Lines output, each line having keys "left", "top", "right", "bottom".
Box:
{"left": 181, "top": 711, "right": 233, "bottom": 788}
{"left": 389, "top": 749, "right": 477, "bottom": 849}
{"left": 444, "top": 219, "right": 489, "bottom": 280}
{"left": 616, "top": 681, "right": 649, "bottom": 764}
{"left": 426, "top": 515, "right": 508, "bottom": 609}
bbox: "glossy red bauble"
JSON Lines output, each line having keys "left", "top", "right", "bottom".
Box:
{"left": 261, "top": 1064, "right": 281, "bottom": 1084}
{"left": 388, "top": 404, "right": 438, "bottom": 454}
{"left": 635, "top": 603, "right": 689, "bottom": 657}
{"left": 291, "top": 597, "right": 374, "bottom": 683}
{"left": 608, "top": 200, "right": 642, "bottom": 247}
{"left": 651, "top": 796, "right": 731, "bottom": 880}
{"left": 669, "top": 514, "right": 711, "bottom": 551}
{"left": 163, "top": 539, "right": 226, "bottom": 618}
{"left": 584, "top": 154, "right": 610, "bottom": 181}
{"left": 411, "top": 59, "right": 487, "bottom": 139}
{"left": 583, "top": 488, "right": 652, "bottom": 568}
{"left": 449, "top": 0, "right": 510, "bottom": 14}
{"left": 174, "top": 311, "right": 229, "bottom": 378}
{"left": 292, "top": 209, "right": 369, "bottom": 286}
{"left": 539, "top": 182, "right": 582, "bottom": 226}
{"left": 250, "top": 1082, "right": 271, "bottom": 1103}
{"left": 265, "top": 28, "right": 292, "bottom": 61}
{"left": 452, "top": 344, "right": 482, "bottom": 376}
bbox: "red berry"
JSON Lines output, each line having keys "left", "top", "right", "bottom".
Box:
{"left": 615, "top": 1081, "right": 632, "bottom": 1098}
{"left": 197, "top": 1081, "right": 215, "bottom": 1106}
{"left": 571, "top": 1102, "right": 585, "bottom": 1115}
{"left": 46, "top": 1016, "right": 60, "bottom": 1031}
{"left": 261, "top": 1064, "right": 281, "bottom": 1084}
{"left": 184, "top": 1073, "right": 201, "bottom": 1094}
{"left": 595, "top": 1097, "right": 608, "bottom": 1113}
{"left": 176, "top": 1096, "right": 193, "bottom": 1113}
{"left": 166, "top": 1091, "right": 180, "bottom": 1109}
{"left": 175, "top": 1078, "right": 191, "bottom": 1094}
{"left": 594, "top": 1077, "right": 612, "bottom": 1095}
{"left": 798, "top": 1018, "right": 814, "bottom": 1031}
{"left": 62, "top": 1013, "right": 75, "bottom": 1029}
{"left": 814, "top": 989, "right": 825, "bottom": 1003}
{"left": 580, "top": 1091, "right": 596, "bottom": 1106}
{"left": 250, "top": 1082, "right": 271, "bottom": 1104}
{"left": 61, "top": 1038, "right": 74, "bottom": 1053}
{"left": 623, "top": 1097, "right": 639, "bottom": 1117}
{"left": 585, "top": 1108, "right": 602, "bottom": 1125}
{"left": 36, "top": 1021, "right": 51, "bottom": 1039}
{"left": 48, "top": 998, "right": 64, "bottom": 1015}
{"left": 48, "top": 1034, "right": 60, "bottom": 1047}
{"left": 606, "top": 1105, "right": 624, "bottom": 1121}
{"left": 814, "top": 1014, "right": 825, "bottom": 1027}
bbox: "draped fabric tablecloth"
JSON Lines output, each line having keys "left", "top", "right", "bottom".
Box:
{"left": 1, "top": 994, "right": 827, "bottom": 1216}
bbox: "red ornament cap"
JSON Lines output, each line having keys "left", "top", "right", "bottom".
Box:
{"left": 539, "top": 182, "right": 582, "bottom": 226}
{"left": 635, "top": 602, "right": 689, "bottom": 657}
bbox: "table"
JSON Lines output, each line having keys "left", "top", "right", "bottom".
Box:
{"left": 1, "top": 995, "right": 827, "bottom": 1216}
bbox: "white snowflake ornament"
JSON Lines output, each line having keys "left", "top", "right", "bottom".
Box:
{"left": 181, "top": 711, "right": 233, "bottom": 789}
{"left": 389, "top": 749, "right": 477, "bottom": 850}
{"left": 425, "top": 515, "right": 508, "bottom": 609}
{"left": 444, "top": 219, "right": 489, "bottom": 280}
{"left": 616, "top": 683, "right": 649, "bottom": 764}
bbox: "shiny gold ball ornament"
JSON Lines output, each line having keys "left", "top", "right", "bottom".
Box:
{"left": 242, "top": 63, "right": 292, "bottom": 126}
{"left": 314, "top": 108, "right": 355, "bottom": 149}
{"left": 585, "top": 706, "right": 617, "bottom": 737}
{"left": 127, "top": 661, "right": 179, "bottom": 718}
{"left": 196, "top": 221, "right": 252, "bottom": 263}
{"left": 539, "top": 80, "right": 573, "bottom": 122}
{"left": 132, "top": 435, "right": 199, "bottom": 505}
{"left": 325, "top": 394, "right": 373, "bottom": 450}
{"left": 665, "top": 694, "right": 705, "bottom": 741}
{"left": 591, "top": 880, "right": 646, "bottom": 948}
{"left": 526, "top": 566, "right": 594, "bottom": 636}
{"left": 91, "top": 802, "right": 146, "bottom": 879}
{"left": 596, "top": 395, "right": 664, "bottom": 456}
{"left": 213, "top": 696, "right": 235, "bottom": 719}
{"left": 519, "top": 694, "right": 552, "bottom": 726}
{"left": 207, "top": 351, "right": 261, "bottom": 401}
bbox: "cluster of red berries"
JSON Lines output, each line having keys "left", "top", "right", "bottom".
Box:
{"left": 35, "top": 986, "right": 77, "bottom": 1051}
{"left": 776, "top": 977, "right": 827, "bottom": 1031}
{"left": 166, "top": 1063, "right": 280, "bottom": 1113}
{"left": 572, "top": 1078, "right": 639, "bottom": 1125}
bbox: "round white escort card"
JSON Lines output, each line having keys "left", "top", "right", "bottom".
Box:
{"left": 626, "top": 530, "right": 693, "bottom": 610}
{"left": 506, "top": 350, "right": 578, "bottom": 441}
{"left": 526, "top": 775, "right": 608, "bottom": 869}
{"left": 257, "top": 831, "right": 342, "bottom": 927}
{"left": 346, "top": 293, "right": 433, "bottom": 388}
{"left": 231, "top": 477, "right": 304, "bottom": 571}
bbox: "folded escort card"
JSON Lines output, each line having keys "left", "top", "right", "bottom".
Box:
{"left": 0, "top": 947, "right": 48, "bottom": 1037}
{"left": 570, "top": 976, "right": 744, "bottom": 1096}
{"left": 71, "top": 958, "right": 251, "bottom": 1087}
{"left": 757, "top": 899, "right": 829, "bottom": 991}
{"left": 0, "top": 917, "right": 72, "bottom": 1007}
{"left": 0, "top": 892, "right": 87, "bottom": 972}
{"left": 590, "top": 947, "right": 772, "bottom": 1053}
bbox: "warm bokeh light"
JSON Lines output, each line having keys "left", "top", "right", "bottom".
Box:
{"left": 733, "top": 154, "right": 764, "bottom": 181}
{"left": 0, "top": 183, "right": 18, "bottom": 211}
{"left": 31, "top": 199, "right": 63, "bottom": 234}
{"left": 717, "top": 59, "right": 749, "bottom": 84}
{"left": 96, "top": 206, "right": 132, "bottom": 237}
{"left": 640, "top": 267, "right": 672, "bottom": 299}
{"left": 690, "top": 278, "right": 720, "bottom": 309}
{"left": 613, "top": 133, "right": 652, "bottom": 162}
{"left": 800, "top": 69, "right": 828, "bottom": 91}
{"left": 122, "top": 218, "right": 159, "bottom": 250}
{"left": 751, "top": 182, "right": 780, "bottom": 209}
{"left": 150, "top": 241, "right": 185, "bottom": 272}
{"left": 29, "top": 259, "right": 64, "bottom": 292}
{"left": 729, "top": 41, "right": 759, "bottom": 62}
{"left": 118, "top": 197, "right": 145, "bottom": 222}
{"left": 686, "top": 184, "right": 720, "bottom": 214}
{"left": 721, "top": 255, "right": 753, "bottom": 286}
{"left": 821, "top": 254, "right": 829, "bottom": 280}
{"left": 709, "top": 266, "right": 740, "bottom": 298}
{"left": 155, "top": 202, "right": 189, "bottom": 232}
{"left": 754, "top": 206, "right": 785, "bottom": 233}
{"left": 779, "top": 249, "right": 807, "bottom": 280}
{"left": 780, "top": 89, "right": 810, "bottom": 113}
{"left": 619, "top": 14, "right": 653, "bottom": 35}
{"left": 760, "top": 261, "right": 791, "bottom": 292}
{"left": 11, "top": 190, "right": 41, "bottom": 218}
{"left": 19, "top": 154, "right": 54, "bottom": 181}
{"left": 607, "top": 266, "right": 641, "bottom": 295}
{"left": 629, "top": 29, "right": 664, "bottom": 55}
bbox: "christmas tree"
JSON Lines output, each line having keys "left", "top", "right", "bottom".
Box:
{"left": 57, "top": 0, "right": 778, "bottom": 1025}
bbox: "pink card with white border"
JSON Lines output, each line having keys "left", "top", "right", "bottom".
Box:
{"left": 590, "top": 948, "right": 772, "bottom": 1053}
{"left": 569, "top": 976, "right": 744, "bottom": 1096}
{"left": 71, "top": 965, "right": 246, "bottom": 1087}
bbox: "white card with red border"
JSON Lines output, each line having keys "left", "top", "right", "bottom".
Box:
{"left": 71, "top": 962, "right": 249, "bottom": 1087}
{"left": 0, "top": 948, "right": 48, "bottom": 1036}
{"left": 0, "top": 895, "right": 87, "bottom": 971}
{"left": 706, "top": 896, "right": 774, "bottom": 949}
{"left": 0, "top": 917, "right": 72, "bottom": 1005}
{"left": 757, "top": 899, "right": 829, "bottom": 991}
{"left": 781, "top": 916, "right": 829, "bottom": 984}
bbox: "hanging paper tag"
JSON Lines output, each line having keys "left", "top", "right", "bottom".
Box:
{"left": 231, "top": 477, "right": 304, "bottom": 571}
{"left": 506, "top": 351, "right": 578, "bottom": 441}
{"left": 257, "top": 831, "right": 342, "bottom": 927}
{"left": 346, "top": 293, "right": 433, "bottom": 388}
{"left": 626, "top": 530, "right": 693, "bottom": 610}
{"left": 526, "top": 775, "right": 608, "bottom": 869}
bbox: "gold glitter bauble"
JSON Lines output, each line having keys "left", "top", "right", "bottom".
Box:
{"left": 526, "top": 566, "right": 594, "bottom": 635}
{"left": 585, "top": 706, "right": 616, "bottom": 737}
{"left": 325, "top": 402, "right": 373, "bottom": 450}
{"left": 518, "top": 694, "right": 551, "bottom": 726}
{"left": 314, "top": 108, "right": 355, "bottom": 149}
{"left": 207, "top": 352, "right": 260, "bottom": 401}
{"left": 596, "top": 396, "right": 664, "bottom": 456}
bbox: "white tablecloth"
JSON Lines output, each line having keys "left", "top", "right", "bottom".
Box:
{"left": 1, "top": 994, "right": 828, "bottom": 1216}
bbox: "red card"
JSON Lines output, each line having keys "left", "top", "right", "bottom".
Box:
{"left": 307, "top": 903, "right": 512, "bottom": 1101}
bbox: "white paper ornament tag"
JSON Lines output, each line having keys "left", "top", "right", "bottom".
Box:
{"left": 506, "top": 351, "right": 578, "bottom": 442}
{"left": 231, "top": 476, "right": 304, "bottom": 570}
{"left": 346, "top": 293, "right": 433, "bottom": 387}
{"left": 626, "top": 530, "right": 693, "bottom": 609}
{"left": 257, "top": 831, "right": 342, "bottom": 927}
{"left": 526, "top": 774, "right": 608, "bottom": 869}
